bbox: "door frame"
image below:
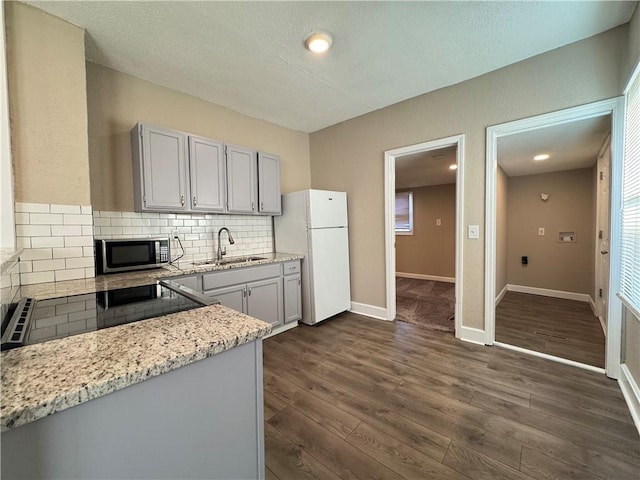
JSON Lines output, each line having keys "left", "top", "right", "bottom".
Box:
{"left": 594, "top": 133, "right": 611, "bottom": 324}
{"left": 484, "top": 97, "right": 625, "bottom": 378}
{"left": 384, "top": 134, "right": 465, "bottom": 339}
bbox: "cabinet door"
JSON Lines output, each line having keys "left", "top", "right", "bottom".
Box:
{"left": 226, "top": 145, "right": 257, "bottom": 214}
{"left": 257, "top": 152, "right": 281, "bottom": 215}
{"left": 140, "top": 124, "right": 188, "bottom": 211}
{"left": 247, "top": 278, "right": 282, "bottom": 327}
{"left": 171, "top": 274, "right": 201, "bottom": 292}
{"left": 283, "top": 274, "right": 301, "bottom": 323}
{"left": 206, "top": 284, "right": 246, "bottom": 313}
{"left": 189, "top": 136, "right": 225, "bottom": 212}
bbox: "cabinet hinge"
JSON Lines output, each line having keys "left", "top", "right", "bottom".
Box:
{"left": 598, "top": 230, "right": 603, "bottom": 239}
{"left": 599, "top": 288, "right": 603, "bottom": 298}
{"left": 599, "top": 171, "right": 603, "bottom": 181}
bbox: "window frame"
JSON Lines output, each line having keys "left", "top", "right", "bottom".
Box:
{"left": 395, "top": 191, "right": 414, "bottom": 236}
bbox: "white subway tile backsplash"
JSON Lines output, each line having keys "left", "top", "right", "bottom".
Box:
{"left": 21, "top": 271, "right": 55, "bottom": 285}
{"left": 19, "top": 261, "right": 33, "bottom": 273}
{"left": 65, "top": 257, "right": 94, "bottom": 269}
{"left": 121, "top": 212, "right": 142, "bottom": 218}
{"left": 63, "top": 214, "right": 93, "bottom": 225}
{"left": 51, "top": 225, "right": 83, "bottom": 236}
{"left": 64, "top": 236, "right": 93, "bottom": 247}
{"left": 15, "top": 202, "right": 50, "bottom": 213}
{"left": 81, "top": 206, "right": 92, "bottom": 215}
{"left": 93, "top": 217, "right": 111, "bottom": 227}
{"left": 111, "top": 218, "right": 132, "bottom": 227}
{"left": 16, "top": 225, "right": 51, "bottom": 237}
{"left": 55, "top": 269, "right": 85, "bottom": 282}
{"left": 31, "top": 236, "right": 65, "bottom": 248}
{"left": 53, "top": 247, "right": 85, "bottom": 259}
{"left": 21, "top": 248, "right": 53, "bottom": 261}
{"left": 32, "top": 259, "right": 66, "bottom": 272}
{"left": 30, "top": 213, "right": 64, "bottom": 225}
{"left": 82, "top": 226, "right": 93, "bottom": 236}
{"left": 99, "top": 211, "right": 122, "bottom": 218}
{"left": 15, "top": 237, "right": 31, "bottom": 249}
{"left": 50, "top": 204, "right": 81, "bottom": 214}
{"left": 14, "top": 212, "right": 30, "bottom": 224}
{"left": 83, "top": 247, "right": 94, "bottom": 257}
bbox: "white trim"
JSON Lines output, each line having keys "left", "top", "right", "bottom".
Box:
{"left": 263, "top": 321, "right": 298, "bottom": 339}
{"left": 619, "top": 364, "right": 640, "bottom": 436}
{"left": 507, "top": 284, "right": 591, "bottom": 303}
{"left": 396, "top": 272, "right": 455, "bottom": 283}
{"left": 598, "top": 316, "right": 607, "bottom": 337}
{"left": 349, "top": 302, "right": 388, "bottom": 321}
{"left": 495, "top": 284, "right": 508, "bottom": 306}
{"left": 458, "top": 326, "right": 486, "bottom": 345}
{"left": 385, "top": 134, "right": 465, "bottom": 342}
{"left": 485, "top": 97, "right": 625, "bottom": 379}
{"left": 495, "top": 342, "right": 606, "bottom": 374}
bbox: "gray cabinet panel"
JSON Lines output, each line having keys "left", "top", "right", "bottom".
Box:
{"left": 170, "top": 274, "right": 200, "bottom": 291}
{"left": 208, "top": 284, "right": 247, "bottom": 313}
{"left": 283, "top": 274, "right": 302, "bottom": 323}
{"left": 135, "top": 124, "right": 188, "bottom": 211}
{"left": 189, "top": 136, "right": 225, "bottom": 212}
{"left": 258, "top": 152, "right": 281, "bottom": 215}
{"left": 247, "top": 278, "right": 283, "bottom": 327}
{"left": 226, "top": 144, "right": 257, "bottom": 214}
{"left": 202, "top": 264, "right": 281, "bottom": 291}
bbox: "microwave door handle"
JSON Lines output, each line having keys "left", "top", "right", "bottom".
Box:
{"left": 155, "top": 241, "right": 161, "bottom": 263}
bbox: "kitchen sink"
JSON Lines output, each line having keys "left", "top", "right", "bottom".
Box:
{"left": 195, "top": 256, "right": 266, "bottom": 266}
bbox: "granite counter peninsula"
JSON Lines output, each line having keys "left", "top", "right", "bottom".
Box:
{"left": 1, "top": 269, "right": 272, "bottom": 479}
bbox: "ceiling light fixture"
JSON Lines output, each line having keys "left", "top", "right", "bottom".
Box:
{"left": 533, "top": 154, "right": 550, "bottom": 161}
{"left": 449, "top": 164, "right": 458, "bottom": 170}
{"left": 305, "top": 32, "right": 332, "bottom": 53}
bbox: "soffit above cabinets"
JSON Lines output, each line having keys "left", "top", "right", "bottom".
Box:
{"left": 24, "top": 1, "right": 635, "bottom": 133}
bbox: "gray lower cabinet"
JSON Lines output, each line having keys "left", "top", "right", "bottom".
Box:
{"left": 283, "top": 273, "right": 302, "bottom": 323}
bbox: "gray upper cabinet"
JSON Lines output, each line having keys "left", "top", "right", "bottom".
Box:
{"left": 258, "top": 152, "right": 281, "bottom": 215}
{"left": 132, "top": 123, "right": 188, "bottom": 211}
{"left": 226, "top": 144, "right": 258, "bottom": 214}
{"left": 189, "top": 136, "right": 225, "bottom": 212}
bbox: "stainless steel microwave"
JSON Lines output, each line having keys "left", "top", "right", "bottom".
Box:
{"left": 95, "top": 237, "right": 170, "bottom": 274}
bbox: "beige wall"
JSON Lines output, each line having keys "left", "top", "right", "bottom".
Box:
{"left": 621, "top": 3, "right": 640, "bottom": 89}
{"left": 310, "top": 27, "right": 626, "bottom": 329}
{"left": 396, "top": 184, "right": 455, "bottom": 278}
{"left": 5, "top": 2, "right": 90, "bottom": 206}
{"left": 496, "top": 166, "right": 508, "bottom": 297}
{"left": 87, "top": 63, "right": 311, "bottom": 211}
{"left": 506, "top": 168, "right": 594, "bottom": 295}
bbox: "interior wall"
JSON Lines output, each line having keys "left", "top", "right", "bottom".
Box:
{"left": 4, "top": 2, "right": 90, "bottom": 206}
{"left": 621, "top": 3, "right": 640, "bottom": 90}
{"left": 506, "top": 168, "right": 595, "bottom": 295}
{"left": 395, "top": 184, "right": 455, "bottom": 278}
{"left": 495, "top": 166, "right": 509, "bottom": 298}
{"left": 309, "top": 26, "right": 626, "bottom": 328}
{"left": 1, "top": 2, "right": 14, "bottom": 250}
{"left": 86, "top": 63, "right": 311, "bottom": 212}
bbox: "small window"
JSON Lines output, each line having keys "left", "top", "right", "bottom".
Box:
{"left": 395, "top": 191, "right": 413, "bottom": 235}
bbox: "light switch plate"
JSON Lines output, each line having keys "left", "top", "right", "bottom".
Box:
{"left": 538, "top": 227, "right": 545, "bottom": 236}
{"left": 436, "top": 219, "right": 442, "bottom": 226}
{"left": 468, "top": 225, "right": 479, "bottom": 239}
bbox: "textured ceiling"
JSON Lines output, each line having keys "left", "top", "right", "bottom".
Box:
{"left": 26, "top": 1, "right": 635, "bottom": 133}
{"left": 498, "top": 115, "right": 611, "bottom": 177}
{"left": 396, "top": 146, "right": 457, "bottom": 189}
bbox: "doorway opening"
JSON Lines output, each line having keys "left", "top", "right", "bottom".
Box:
{"left": 385, "top": 135, "right": 465, "bottom": 338}
{"left": 485, "top": 98, "right": 625, "bottom": 378}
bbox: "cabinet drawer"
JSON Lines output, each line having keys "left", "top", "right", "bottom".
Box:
{"left": 202, "top": 263, "right": 281, "bottom": 291}
{"left": 282, "top": 260, "right": 300, "bottom": 275}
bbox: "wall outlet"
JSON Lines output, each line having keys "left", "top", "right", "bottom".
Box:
{"left": 468, "top": 225, "right": 479, "bottom": 239}
{"left": 538, "top": 227, "right": 545, "bottom": 236}
{"left": 172, "top": 230, "right": 180, "bottom": 240}
{"left": 436, "top": 218, "right": 442, "bottom": 226}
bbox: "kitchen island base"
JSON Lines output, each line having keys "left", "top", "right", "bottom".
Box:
{"left": 1, "top": 340, "right": 265, "bottom": 480}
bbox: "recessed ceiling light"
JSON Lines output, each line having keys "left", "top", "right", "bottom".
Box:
{"left": 449, "top": 164, "right": 458, "bottom": 170}
{"left": 533, "top": 154, "right": 550, "bottom": 161}
{"left": 305, "top": 32, "right": 332, "bottom": 53}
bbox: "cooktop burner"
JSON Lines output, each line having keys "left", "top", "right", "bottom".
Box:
{"left": 1, "top": 281, "right": 215, "bottom": 350}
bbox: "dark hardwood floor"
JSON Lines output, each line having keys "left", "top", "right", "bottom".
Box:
{"left": 495, "top": 292, "right": 606, "bottom": 368}
{"left": 263, "top": 312, "right": 639, "bottom": 480}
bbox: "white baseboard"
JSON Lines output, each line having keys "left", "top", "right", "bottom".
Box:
{"left": 349, "top": 302, "right": 388, "bottom": 321}
{"left": 495, "top": 284, "right": 508, "bottom": 307}
{"left": 396, "top": 272, "right": 455, "bottom": 283}
{"left": 619, "top": 364, "right": 640, "bottom": 436}
{"left": 507, "top": 284, "right": 590, "bottom": 303}
{"left": 598, "top": 316, "right": 607, "bottom": 337}
{"left": 263, "top": 321, "right": 298, "bottom": 339}
{"left": 588, "top": 296, "right": 596, "bottom": 314}
{"left": 458, "top": 326, "right": 486, "bottom": 345}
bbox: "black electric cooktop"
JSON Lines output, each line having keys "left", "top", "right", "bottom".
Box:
{"left": 1, "top": 281, "right": 215, "bottom": 350}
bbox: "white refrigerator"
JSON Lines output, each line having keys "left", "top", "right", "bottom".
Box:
{"left": 274, "top": 189, "right": 351, "bottom": 325}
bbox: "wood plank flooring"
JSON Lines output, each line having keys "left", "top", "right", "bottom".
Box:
{"left": 263, "top": 312, "right": 639, "bottom": 480}
{"left": 495, "top": 292, "right": 605, "bottom": 368}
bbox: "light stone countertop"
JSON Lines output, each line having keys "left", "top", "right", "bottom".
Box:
{"left": 1, "top": 252, "right": 303, "bottom": 431}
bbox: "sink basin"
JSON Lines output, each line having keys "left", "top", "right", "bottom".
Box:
{"left": 194, "top": 256, "right": 266, "bottom": 266}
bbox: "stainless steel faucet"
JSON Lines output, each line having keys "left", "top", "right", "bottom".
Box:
{"left": 217, "top": 227, "right": 235, "bottom": 263}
